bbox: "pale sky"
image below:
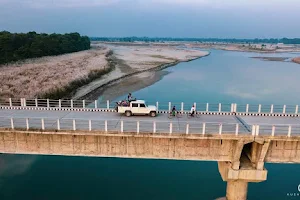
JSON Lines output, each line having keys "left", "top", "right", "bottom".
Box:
{"left": 0, "top": 0, "right": 299, "bottom": 38}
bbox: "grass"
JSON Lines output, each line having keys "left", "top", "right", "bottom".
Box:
{"left": 0, "top": 48, "right": 112, "bottom": 101}
{"left": 39, "top": 65, "right": 114, "bottom": 99}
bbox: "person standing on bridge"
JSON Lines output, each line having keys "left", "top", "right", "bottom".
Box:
{"left": 190, "top": 105, "right": 195, "bottom": 117}
{"left": 172, "top": 106, "right": 177, "bottom": 116}
{"left": 127, "top": 93, "right": 135, "bottom": 102}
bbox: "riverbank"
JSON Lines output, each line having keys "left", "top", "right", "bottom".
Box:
{"left": 292, "top": 57, "right": 300, "bottom": 64}
{"left": 187, "top": 43, "right": 300, "bottom": 53}
{"left": 100, "top": 41, "right": 300, "bottom": 53}
{"left": 0, "top": 43, "right": 209, "bottom": 101}
{"left": 0, "top": 47, "right": 110, "bottom": 101}
{"left": 73, "top": 43, "right": 209, "bottom": 99}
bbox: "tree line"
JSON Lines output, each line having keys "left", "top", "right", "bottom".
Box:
{"left": 0, "top": 31, "right": 90, "bottom": 64}
{"left": 91, "top": 36, "right": 300, "bottom": 44}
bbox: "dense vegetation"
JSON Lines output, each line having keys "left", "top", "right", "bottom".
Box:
{"left": 0, "top": 31, "right": 90, "bottom": 64}
{"left": 91, "top": 36, "right": 300, "bottom": 44}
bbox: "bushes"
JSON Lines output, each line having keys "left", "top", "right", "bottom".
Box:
{"left": 38, "top": 50, "right": 115, "bottom": 99}
{"left": 39, "top": 67, "right": 114, "bottom": 99}
{"left": 0, "top": 31, "right": 90, "bottom": 64}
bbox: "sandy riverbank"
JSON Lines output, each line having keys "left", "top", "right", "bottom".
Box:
{"left": 292, "top": 57, "right": 300, "bottom": 64}
{"left": 0, "top": 47, "right": 110, "bottom": 100}
{"left": 0, "top": 43, "right": 209, "bottom": 101}
{"left": 186, "top": 43, "right": 300, "bottom": 53}
{"left": 73, "top": 43, "right": 209, "bottom": 99}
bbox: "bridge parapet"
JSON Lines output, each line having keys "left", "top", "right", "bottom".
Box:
{"left": 1, "top": 116, "right": 300, "bottom": 137}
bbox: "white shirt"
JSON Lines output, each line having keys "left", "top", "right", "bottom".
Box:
{"left": 191, "top": 106, "right": 195, "bottom": 112}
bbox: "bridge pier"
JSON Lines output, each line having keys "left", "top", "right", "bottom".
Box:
{"left": 226, "top": 180, "right": 248, "bottom": 200}
{"left": 218, "top": 161, "right": 267, "bottom": 200}
{"left": 218, "top": 140, "right": 270, "bottom": 200}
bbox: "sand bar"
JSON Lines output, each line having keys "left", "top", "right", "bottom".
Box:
{"left": 73, "top": 43, "right": 209, "bottom": 99}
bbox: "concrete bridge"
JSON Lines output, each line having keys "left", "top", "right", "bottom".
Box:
{"left": 1, "top": 99, "right": 300, "bottom": 200}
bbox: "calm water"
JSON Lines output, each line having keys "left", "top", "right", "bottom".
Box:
{"left": 114, "top": 49, "right": 300, "bottom": 105}
{"left": 1, "top": 49, "right": 300, "bottom": 200}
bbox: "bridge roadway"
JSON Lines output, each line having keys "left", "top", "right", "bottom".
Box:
{"left": 1, "top": 109, "right": 300, "bottom": 135}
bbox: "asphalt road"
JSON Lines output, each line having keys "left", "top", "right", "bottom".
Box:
{"left": 0, "top": 109, "right": 299, "bottom": 136}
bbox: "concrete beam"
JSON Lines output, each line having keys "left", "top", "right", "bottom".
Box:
{"left": 218, "top": 161, "right": 267, "bottom": 183}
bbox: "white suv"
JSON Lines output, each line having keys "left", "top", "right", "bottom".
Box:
{"left": 116, "top": 100, "right": 157, "bottom": 117}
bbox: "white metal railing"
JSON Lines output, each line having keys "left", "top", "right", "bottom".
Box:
{"left": 0, "top": 98, "right": 299, "bottom": 115}
{"left": 0, "top": 116, "right": 299, "bottom": 137}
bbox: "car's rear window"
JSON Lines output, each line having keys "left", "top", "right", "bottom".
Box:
{"left": 132, "top": 103, "right": 138, "bottom": 107}
{"left": 140, "top": 104, "right": 146, "bottom": 107}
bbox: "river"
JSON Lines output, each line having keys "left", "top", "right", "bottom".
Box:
{"left": 1, "top": 49, "right": 300, "bottom": 200}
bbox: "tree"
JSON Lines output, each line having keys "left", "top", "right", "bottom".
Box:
{"left": 0, "top": 31, "right": 91, "bottom": 65}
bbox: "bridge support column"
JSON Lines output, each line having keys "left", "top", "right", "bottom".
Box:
{"left": 218, "top": 160, "right": 267, "bottom": 200}
{"left": 226, "top": 180, "right": 248, "bottom": 200}
{"left": 218, "top": 140, "right": 271, "bottom": 200}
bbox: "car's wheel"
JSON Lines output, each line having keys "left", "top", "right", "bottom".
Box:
{"left": 125, "top": 111, "right": 131, "bottom": 117}
{"left": 150, "top": 111, "right": 156, "bottom": 117}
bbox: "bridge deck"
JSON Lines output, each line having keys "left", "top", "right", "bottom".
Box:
{"left": 0, "top": 110, "right": 300, "bottom": 136}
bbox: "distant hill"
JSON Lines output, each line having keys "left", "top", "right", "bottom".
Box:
{"left": 90, "top": 37, "right": 300, "bottom": 44}
{"left": 0, "top": 31, "right": 90, "bottom": 65}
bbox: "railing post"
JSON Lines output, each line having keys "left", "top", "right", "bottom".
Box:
{"left": 258, "top": 104, "right": 261, "bottom": 113}
{"left": 218, "top": 103, "right": 222, "bottom": 112}
{"left": 107, "top": 100, "right": 110, "bottom": 109}
{"left": 235, "top": 124, "right": 239, "bottom": 135}
{"left": 35, "top": 98, "right": 38, "bottom": 107}
{"left": 295, "top": 105, "right": 299, "bottom": 114}
{"left": 169, "top": 122, "right": 173, "bottom": 134}
{"left": 59, "top": 99, "right": 62, "bottom": 108}
{"left": 105, "top": 120, "right": 108, "bottom": 132}
{"left": 234, "top": 103, "right": 237, "bottom": 112}
{"left": 121, "top": 121, "right": 123, "bottom": 133}
{"left": 252, "top": 125, "right": 256, "bottom": 136}
{"left": 288, "top": 126, "right": 291, "bottom": 137}
{"left": 83, "top": 100, "right": 85, "bottom": 108}
{"left": 206, "top": 103, "right": 209, "bottom": 112}
{"left": 57, "top": 119, "right": 60, "bottom": 130}
{"left": 71, "top": 99, "right": 74, "bottom": 108}
{"left": 168, "top": 102, "right": 171, "bottom": 112}
{"left": 256, "top": 125, "right": 260, "bottom": 136}
{"left": 156, "top": 102, "right": 159, "bottom": 112}
{"left": 246, "top": 104, "right": 249, "bottom": 113}
{"left": 270, "top": 104, "right": 274, "bottom": 114}
{"left": 153, "top": 121, "right": 156, "bottom": 133}
{"left": 10, "top": 118, "right": 14, "bottom": 129}
{"left": 219, "top": 123, "right": 222, "bottom": 135}
{"left": 89, "top": 120, "right": 92, "bottom": 131}
{"left": 194, "top": 102, "right": 197, "bottom": 111}
{"left": 47, "top": 99, "right": 50, "bottom": 108}
{"left": 181, "top": 102, "right": 184, "bottom": 112}
{"left": 186, "top": 123, "right": 189, "bottom": 134}
{"left": 136, "top": 121, "right": 140, "bottom": 134}
{"left": 73, "top": 119, "right": 76, "bottom": 131}
{"left": 283, "top": 105, "right": 286, "bottom": 114}
{"left": 41, "top": 118, "right": 45, "bottom": 130}
{"left": 9, "top": 98, "right": 12, "bottom": 107}
{"left": 26, "top": 118, "right": 29, "bottom": 130}
{"left": 271, "top": 125, "right": 275, "bottom": 136}
{"left": 230, "top": 103, "right": 233, "bottom": 112}
{"left": 23, "top": 98, "right": 26, "bottom": 107}
{"left": 202, "top": 123, "right": 206, "bottom": 135}
{"left": 95, "top": 100, "right": 97, "bottom": 109}
{"left": 20, "top": 98, "right": 23, "bottom": 107}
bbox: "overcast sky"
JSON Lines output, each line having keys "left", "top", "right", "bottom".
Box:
{"left": 0, "top": 0, "right": 299, "bottom": 38}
